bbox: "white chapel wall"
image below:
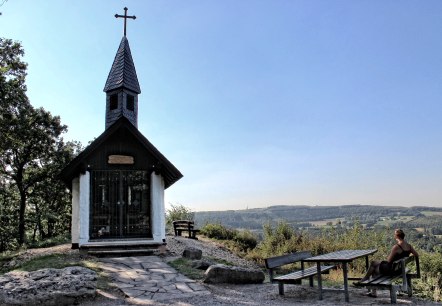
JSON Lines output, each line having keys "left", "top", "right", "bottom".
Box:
{"left": 151, "top": 172, "right": 165, "bottom": 243}
{"left": 71, "top": 177, "right": 80, "bottom": 247}
{"left": 78, "top": 171, "right": 90, "bottom": 246}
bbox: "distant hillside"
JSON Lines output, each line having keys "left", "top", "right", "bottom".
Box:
{"left": 194, "top": 205, "right": 442, "bottom": 231}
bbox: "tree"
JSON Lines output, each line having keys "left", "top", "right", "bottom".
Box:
{"left": 0, "top": 176, "right": 19, "bottom": 252}
{"left": 29, "top": 140, "right": 82, "bottom": 241}
{"left": 165, "top": 203, "right": 194, "bottom": 232}
{"left": 0, "top": 38, "right": 75, "bottom": 246}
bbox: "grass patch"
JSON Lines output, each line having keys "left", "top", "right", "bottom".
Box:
{"left": 26, "top": 235, "right": 71, "bottom": 249}
{"left": 0, "top": 250, "right": 22, "bottom": 269}
{"left": 310, "top": 218, "right": 342, "bottom": 227}
{"left": 420, "top": 211, "right": 442, "bottom": 217}
{"left": 376, "top": 216, "right": 415, "bottom": 226}
{"left": 80, "top": 259, "right": 114, "bottom": 290}
{"left": 168, "top": 257, "right": 206, "bottom": 280}
{"left": 205, "top": 256, "right": 234, "bottom": 266}
{"left": 14, "top": 254, "right": 81, "bottom": 272}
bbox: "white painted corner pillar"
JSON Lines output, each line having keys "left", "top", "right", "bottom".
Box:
{"left": 71, "top": 177, "right": 80, "bottom": 248}
{"left": 151, "top": 172, "right": 165, "bottom": 243}
{"left": 78, "top": 171, "right": 90, "bottom": 246}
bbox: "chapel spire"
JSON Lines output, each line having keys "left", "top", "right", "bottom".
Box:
{"left": 104, "top": 8, "right": 141, "bottom": 129}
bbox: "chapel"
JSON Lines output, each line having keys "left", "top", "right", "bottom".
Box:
{"left": 61, "top": 8, "right": 182, "bottom": 253}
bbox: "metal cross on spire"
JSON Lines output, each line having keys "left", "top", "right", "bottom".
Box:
{"left": 115, "top": 7, "right": 136, "bottom": 37}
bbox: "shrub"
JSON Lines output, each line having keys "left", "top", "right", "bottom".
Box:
{"left": 165, "top": 203, "right": 194, "bottom": 232}
{"left": 233, "top": 230, "right": 258, "bottom": 251}
{"left": 420, "top": 251, "right": 442, "bottom": 277}
{"left": 250, "top": 221, "right": 301, "bottom": 258}
{"left": 199, "top": 223, "right": 257, "bottom": 253}
{"left": 200, "top": 223, "right": 236, "bottom": 240}
{"left": 414, "top": 272, "right": 442, "bottom": 302}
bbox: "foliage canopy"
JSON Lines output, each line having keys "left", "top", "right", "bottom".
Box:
{"left": 0, "top": 38, "right": 80, "bottom": 250}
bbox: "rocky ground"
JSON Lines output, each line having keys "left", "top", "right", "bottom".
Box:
{"left": 2, "top": 237, "right": 441, "bottom": 306}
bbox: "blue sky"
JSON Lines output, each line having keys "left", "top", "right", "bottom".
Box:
{"left": 2, "top": 1, "right": 442, "bottom": 211}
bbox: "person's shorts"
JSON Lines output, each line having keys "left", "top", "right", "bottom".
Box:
{"left": 379, "top": 260, "right": 392, "bottom": 275}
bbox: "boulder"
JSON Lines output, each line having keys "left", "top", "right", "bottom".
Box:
{"left": 191, "top": 259, "right": 214, "bottom": 270}
{"left": 203, "top": 264, "right": 265, "bottom": 284}
{"left": 182, "top": 247, "right": 202, "bottom": 260}
{"left": 0, "top": 266, "right": 97, "bottom": 306}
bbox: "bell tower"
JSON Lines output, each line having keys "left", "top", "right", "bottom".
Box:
{"left": 103, "top": 8, "right": 141, "bottom": 129}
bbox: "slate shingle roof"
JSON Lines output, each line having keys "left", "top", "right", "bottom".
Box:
{"left": 103, "top": 36, "right": 141, "bottom": 94}
{"left": 60, "top": 117, "right": 183, "bottom": 189}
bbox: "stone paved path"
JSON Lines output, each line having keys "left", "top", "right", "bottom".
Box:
{"left": 99, "top": 256, "right": 210, "bottom": 304}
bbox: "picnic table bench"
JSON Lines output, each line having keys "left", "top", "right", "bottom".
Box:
{"left": 356, "top": 255, "right": 420, "bottom": 303}
{"left": 303, "top": 249, "right": 378, "bottom": 302}
{"left": 172, "top": 220, "right": 200, "bottom": 239}
{"left": 264, "top": 251, "right": 336, "bottom": 295}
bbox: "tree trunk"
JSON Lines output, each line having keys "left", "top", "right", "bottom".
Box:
{"left": 34, "top": 202, "right": 47, "bottom": 240}
{"left": 32, "top": 223, "right": 38, "bottom": 242}
{"left": 18, "top": 192, "right": 26, "bottom": 245}
{"left": 47, "top": 221, "right": 54, "bottom": 238}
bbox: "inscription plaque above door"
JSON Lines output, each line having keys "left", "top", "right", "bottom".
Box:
{"left": 108, "top": 155, "right": 134, "bottom": 165}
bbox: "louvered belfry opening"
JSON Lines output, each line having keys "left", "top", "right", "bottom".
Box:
{"left": 90, "top": 170, "right": 151, "bottom": 239}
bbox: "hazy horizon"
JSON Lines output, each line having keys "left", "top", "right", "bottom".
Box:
{"left": 183, "top": 202, "right": 442, "bottom": 213}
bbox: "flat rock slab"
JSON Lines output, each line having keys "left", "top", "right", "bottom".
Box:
{"left": 0, "top": 266, "right": 97, "bottom": 306}
{"left": 204, "top": 264, "right": 265, "bottom": 284}
{"left": 100, "top": 256, "right": 211, "bottom": 303}
{"left": 182, "top": 247, "right": 203, "bottom": 260}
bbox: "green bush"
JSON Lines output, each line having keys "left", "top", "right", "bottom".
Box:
{"left": 233, "top": 230, "right": 258, "bottom": 251}
{"left": 250, "top": 221, "right": 301, "bottom": 258}
{"left": 165, "top": 204, "right": 194, "bottom": 232}
{"left": 413, "top": 251, "right": 442, "bottom": 301}
{"left": 200, "top": 223, "right": 237, "bottom": 240}
{"left": 200, "top": 223, "right": 258, "bottom": 253}
{"left": 414, "top": 271, "right": 442, "bottom": 302}
{"left": 420, "top": 251, "right": 442, "bottom": 277}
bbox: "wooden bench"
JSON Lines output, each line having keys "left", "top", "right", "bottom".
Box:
{"left": 264, "top": 251, "right": 336, "bottom": 295}
{"left": 357, "top": 256, "right": 420, "bottom": 303}
{"left": 172, "top": 220, "right": 200, "bottom": 239}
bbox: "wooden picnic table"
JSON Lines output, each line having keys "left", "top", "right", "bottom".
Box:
{"left": 303, "top": 249, "right": 378, "bottom": 303}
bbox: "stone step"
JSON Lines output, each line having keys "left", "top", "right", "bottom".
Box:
{"left": 86, "top": 248, "right": 160, "bottom": 257}
{"left": 80, "top": 241, "right": 165, "bottom": 257}
{"left": 82, "top": 242, "right": 162, "bottom": 249}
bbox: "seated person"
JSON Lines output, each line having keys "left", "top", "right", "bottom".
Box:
{"left": 355, "top": 229, "right": 418, "bottom": 297}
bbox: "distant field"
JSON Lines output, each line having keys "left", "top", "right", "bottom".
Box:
{"left": 310, "top": 215, "right": 416, "bottom": 228}
{"left": 420, "top": 211, "right": 442, "bottom": 217}
{"left": 376, "top": 216, "right": 414, "bottom": 226}
{"left": 310, "top": 218, "right": 342, "bottom": 226}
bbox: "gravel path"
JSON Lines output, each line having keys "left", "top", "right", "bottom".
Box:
{"left": 164, "top": 235, "right": 260, "bottom": 269}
